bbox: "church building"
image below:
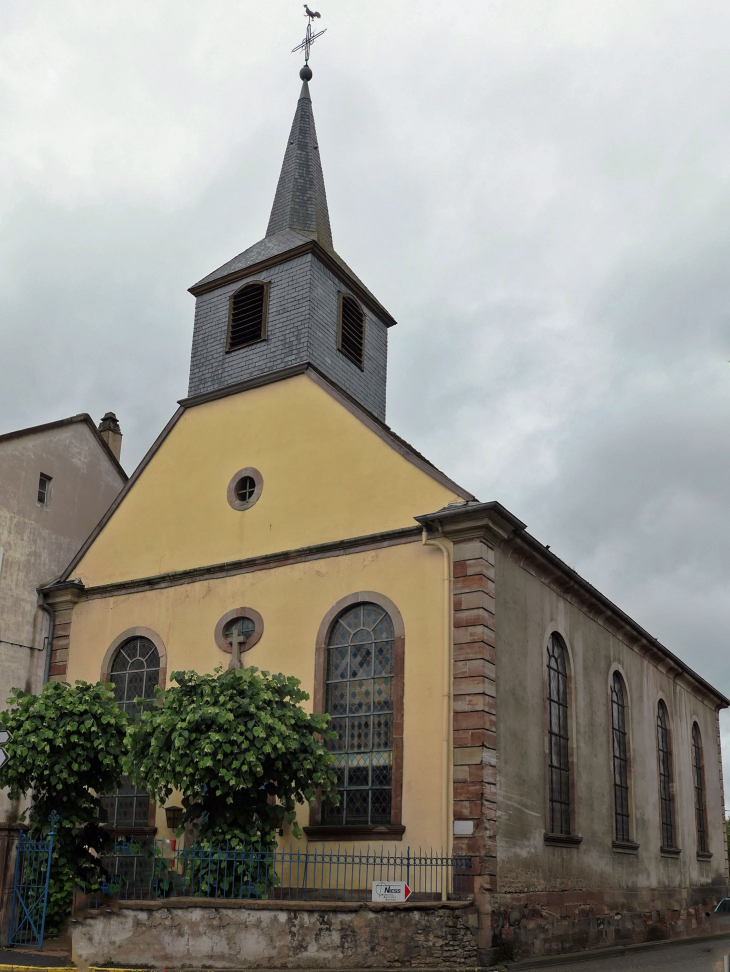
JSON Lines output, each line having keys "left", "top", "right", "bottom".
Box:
{"left": 43, "top": 67, "right": 728, "bottom": 961}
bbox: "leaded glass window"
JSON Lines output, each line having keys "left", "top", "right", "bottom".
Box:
{"left": 692, "top": 723, "right": 708, "bottom": 854}
{"left": 611, "top": 672, "right": 630, "bottom": 842}
{"left": 657, "top": 701, "right": 674, "bottom": 848}
{"left": 547, "top": 633, "right": 571, "bottom": 835}
{"left": 101, "top": 637, "right": 160, "bottom": 831}
{"left": 324, "top": 603, "right": 394, "bottom": 826}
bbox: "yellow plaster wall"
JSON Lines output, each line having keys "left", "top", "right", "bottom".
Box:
{"left": 74, "top": 375, "right": 461, "bottom": 586}
{"left": 67, "top": 539, "right": 450, "bottom": 851}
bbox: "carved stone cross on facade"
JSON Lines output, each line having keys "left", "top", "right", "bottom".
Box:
{"left": 224, "top": 616, "right": 256, "bottom": 670}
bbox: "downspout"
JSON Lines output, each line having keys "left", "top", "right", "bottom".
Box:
{"left": 37, "top": 592, "right": 54, "bottom": 687}
{"left": 422, "top": 529, "right": 454, "bottom": 883}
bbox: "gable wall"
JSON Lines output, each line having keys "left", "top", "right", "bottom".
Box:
{"left": 73, "top": 375, "right": 459, "bottom": 587}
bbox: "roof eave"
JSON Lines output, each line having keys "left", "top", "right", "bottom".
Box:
{"left": 417, "top": 502, "right": 729, "bottom": 710}
{"left": 188, "top": 240, "right": 397, "bottom": 328}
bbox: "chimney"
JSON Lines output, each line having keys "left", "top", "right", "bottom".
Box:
{"left": 97, "top": 412, "right": 122, "bottom": 461}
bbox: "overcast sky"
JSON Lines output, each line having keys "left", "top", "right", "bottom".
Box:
{"left": 2, "top": 1, "right": 729, "bottom": 797}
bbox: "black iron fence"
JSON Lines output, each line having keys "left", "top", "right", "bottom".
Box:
{"left": 89, "top": 838, "right": 471, "bottom": 904}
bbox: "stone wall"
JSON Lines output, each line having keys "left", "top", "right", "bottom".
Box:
{"left": 71, "top": 899, "right": 479, "bottom": 971}
{"left": 488, "top": 890, "right": 722, "bottom": 962}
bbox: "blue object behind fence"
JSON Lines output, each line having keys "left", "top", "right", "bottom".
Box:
{"left": 8, "top": 811, "right": 57, "bottom": 948}
{"left": 94, "top": 838, "right": 471, "bottom": 904}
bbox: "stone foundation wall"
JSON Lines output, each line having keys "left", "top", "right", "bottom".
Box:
{"left": 486, "top": 890, "right": 723, "bottom": 963}
{"left": 71, "top": 899, "right": 479, "bottom": 970}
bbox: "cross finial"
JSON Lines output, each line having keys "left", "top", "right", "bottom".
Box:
{"left": 292, "top": 5, "right": 326, "bottom": 80}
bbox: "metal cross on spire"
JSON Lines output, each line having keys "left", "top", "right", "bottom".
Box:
{"left": 292, "top": 5, "right": 326, "bottom": 79}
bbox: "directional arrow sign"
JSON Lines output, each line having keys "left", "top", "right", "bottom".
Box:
{"left": 0, "top": 730, "right": 12, "bottom": 770}
{"left": 372, "top": 881, "right": 412, "bottom": 903}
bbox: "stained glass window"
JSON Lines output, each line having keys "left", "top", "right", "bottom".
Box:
{"left": 547, "top": 633, "right": 571, "bottom": 836}
{"left": 692, "top": 723, "right": 708, "bottom": 854}
{"left": 657, "top": 701, "right": 674, "bottom": 848}
{"left": 611, "top": 673, "right": 630, "bottom": 842}
{"left": 101, "top": 637, "right": 160, "bottom": 830}
{"left": 324, "top": 603, "right": 394, "bottom": 826}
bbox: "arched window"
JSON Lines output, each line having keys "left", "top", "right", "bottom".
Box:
{"left": 227, "top": 282, "right": 268, "bottom": 351}
{"left": 610, "top": 672, "right": 630, "bottom": 841}
{"left": 546, "top": 633, "right": 571, "bottom": 835}
{"left": 692, "top": 723, "right": 708, "bottom": 854}
{"left": 324, "top": 602, "right": 394, "bottom": 825}
{"left": 337, "top": 294, "right": 365, "bottom": 369}
{"left": 102, "top": 637, "right": 160, "bottom": 829}
{"left": 657, "top": 701, "right": 675, "bottom": 848}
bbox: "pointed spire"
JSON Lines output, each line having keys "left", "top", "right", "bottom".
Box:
{"left": 266, "top": 79, "right": 333, "bottom": 248}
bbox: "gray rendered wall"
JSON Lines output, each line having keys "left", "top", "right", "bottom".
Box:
{"left": 0, "top": 422, "right": 125, "bottom": 819}
{"left": 494, "top": 550, "right": 726, "bottom": 899}
{"left": 187, "top": 253, "right": 388, "bottom": 421}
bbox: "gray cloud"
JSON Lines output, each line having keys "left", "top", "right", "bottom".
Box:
{"left": 2, "top": 0, "right": 729, "bottom": 790}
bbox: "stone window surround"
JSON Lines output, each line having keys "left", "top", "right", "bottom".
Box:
{"left": 227, "top": 467, "right": 263, "bottom": 512}
{"left": 607, "top": 663, "right": 640, "bottom": 855}
{"left": 100, "top": 627, "right": 168, "bottom": 835}
{"left": 655, "top": 695, "right": 681, "bottom": 856}
{"left": 542, "top": 628, "right": 582, "bottom": 848}
{"left": 225, "top": 280, "right": 270, "bottom": 354}
{"left": 214, "top": 606, "right": 264, "bottom": 655}
{"left": 305, "top": 591, "right": 405, "bottom": 842}
{"left": 691, "top": 720, "right": 711, "bottom": 860}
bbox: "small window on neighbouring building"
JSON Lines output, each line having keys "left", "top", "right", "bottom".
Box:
{"left": 37, "top": 474, "right": 52, "bottom": 507}
{"left": 338, "top": 294, "right": 365, "bottom": 369}
{"left": 227, "top": 282, "right": 268, "bottom": 351}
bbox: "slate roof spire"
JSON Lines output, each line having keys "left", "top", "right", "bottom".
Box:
{"left": 266, "top": 78, "right": 333, "bottom": 248}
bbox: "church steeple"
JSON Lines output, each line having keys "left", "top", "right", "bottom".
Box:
{"left": 187, "top": 68, "right": 396, "bottom": 422}
{"left": 266, "top": 80, "right": 332, "bottom": 248}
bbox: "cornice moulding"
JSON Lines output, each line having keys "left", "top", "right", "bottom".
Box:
{"left": 188, "top": 241, "right": 398, "bottom": 329}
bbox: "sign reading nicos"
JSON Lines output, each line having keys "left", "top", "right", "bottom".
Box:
{"left": 372, "top": 881, "right": 412, "bottom": 903}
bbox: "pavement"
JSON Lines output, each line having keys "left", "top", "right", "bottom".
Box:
{"left": 514, "top": 933, "right": 730, "bottom": 972}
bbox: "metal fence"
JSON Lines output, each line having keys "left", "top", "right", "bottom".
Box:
{"left": 8, "top": 812, "right": 56, "bottom": 948}
{"left": 89, "top": 838, "right": 471, "bottom": 904}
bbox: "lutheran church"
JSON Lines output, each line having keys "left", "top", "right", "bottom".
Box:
{"left": 41, "top": 63, "right": 728, "bottom": 961}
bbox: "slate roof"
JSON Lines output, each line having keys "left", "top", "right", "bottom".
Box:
{"left": 191, "top": 80, "right": 384, "bottom": 313}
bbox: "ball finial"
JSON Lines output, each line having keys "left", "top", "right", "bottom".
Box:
{"left": 300, "top": 64, "right": 313, "bottom": 81}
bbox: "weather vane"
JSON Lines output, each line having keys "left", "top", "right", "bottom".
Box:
{"left": 292, "top": 5, "right": 326, "bottom": 80}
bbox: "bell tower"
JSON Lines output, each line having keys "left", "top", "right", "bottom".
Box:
{"left": 186, "top": 63, "right": 396, "bottom": 422}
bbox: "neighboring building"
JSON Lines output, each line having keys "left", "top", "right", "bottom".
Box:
{"left": 44, "top": 74, "right": 728, "bottom": 961}
{"left": 0, "top": 413, "right": 126, "bottom": 818}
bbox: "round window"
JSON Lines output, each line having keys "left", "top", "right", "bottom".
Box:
{"left": 226, "top": 467, "right": 262, "bottom": 511}
{"left": 214, "top": 607, "right": 264, "bottom": 657}
{"left": 235, "top": 476, "right": 256, "bottom": 503}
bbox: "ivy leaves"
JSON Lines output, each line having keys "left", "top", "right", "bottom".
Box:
{"left": 126, "top": 666, "right": 339, "bottom": 844}
{"left": 0, "top": 679, "right": 127, "bottom": 809}
{"left": 0, "top": 680, "right": 128, "bottom": 935}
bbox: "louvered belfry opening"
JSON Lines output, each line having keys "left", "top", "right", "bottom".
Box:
{"left": 338, "top": 294, "right": 365, "bottom": 369}
{"left": 227, "top": 282, "right": 267, "bottom": 351}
